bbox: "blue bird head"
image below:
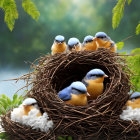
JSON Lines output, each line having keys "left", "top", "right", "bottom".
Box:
{"left": 130, "top": 92, "right": 140, "bottom": 99}
{"left": 58, "top": 81, "right": 89, "bottom": 101}
{"left": 83, "top": 35, "right": 94, "bottom": 44}
{"left": 95, "top": 32, "right": 110, "bottom": 41}
{"left": 70, "top": 81, "right": 87, "bottom": 95}
{"left": 84, "top": 69, "right": 108, "bottom": 80}
{"left": 55, "top": 35, "right": 65, "bottom": 44}
{"left": 68, "top": 38, "right": 80, "bottom": 49}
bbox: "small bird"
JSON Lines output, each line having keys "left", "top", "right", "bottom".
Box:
{"left": 82, "top": 69, "right": 108, "bottom": 100}
{"left": 95, "top": 32, "right": 117, "bottom": 53}
{"left": 22, "top": 98, "right": 42, "bottom": 116}
{"left": 51, "top": 35, "right": 67, "bottom": 55}
{"left": 82, "top": 35, "right": 98, "bottom": 51}
{"left": 58, "top": 81, "right": 90, "bottom": 106}
{"left": 11, "top": 98, "right": 53, "bottom": 132}
{"left": 126, "top": 92, "right": 140, "bottom": 109}
{"left": 67, "top": 37, "right": 81, "bottom": 52}
{"left": 11, "top": 98, "right": 42, "bottom": 122}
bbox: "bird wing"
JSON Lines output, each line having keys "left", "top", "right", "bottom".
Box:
{"left": 58, "top": 87, "right": 71, "bottom": 101}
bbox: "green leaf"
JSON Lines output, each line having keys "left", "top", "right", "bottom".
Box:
{"left": 68, "top": 136, "right": 73, "bottom": 140}
{"left": 3, "top": 0, "right": 18, "bottom": 31}
{"left": 119, "top": 51, "right": 127, "bottom": 55}
{"left": 22, "top": 0, "right": 40, "bottom": 21}
{"left": 13, "top": 93, "right": 18, "bottom": 102}
{"left": 0, "top": 93, "right": 24, "bottom": 114}
{"left": 0, "top": 0, "right": 4, "bottom": 7}
{"left": 1, "top": 94, "right": 7, "bottom": 99}
{"left": 6, "top": 97, "right": 12, "bottom": 105}
{"left": 112, "top": 0, "right": 126, "bottom": 29}
{"left": 136, "top": 23, "right": 140, "bottom": 35}
{"left": 127, "top": 0, "right": 132, "bottom": 5}
{"left": 0, "top": 132, "right": 9, "bottom": 140}
{"left": 57, "top": 136, "right": 66, "bottom": 140}
{"left": 0, "top": 104, "right": 6, "bottom": 115}
{"left": 127, "top": 53, "right": 140, "bottom": 92}
{"left": 116, "top": 42, "right": 124, "bottom": 50}
{"left": 130, "top": 48, "right": 140, "bottom": 55}
{"left": 0, "top": 98, "right": 7, "bottom": 109}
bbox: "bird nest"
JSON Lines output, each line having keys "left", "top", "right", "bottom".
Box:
{"left": 2, "top": 48, "right": 139, "bottom": 140}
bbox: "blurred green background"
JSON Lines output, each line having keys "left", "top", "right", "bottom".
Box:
{"left": 0, "top": 0, "right": 139, "bottom": 98}
{"left": 0, "top": 0, "right": 139, "bottom": 68}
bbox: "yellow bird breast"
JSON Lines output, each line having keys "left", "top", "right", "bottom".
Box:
{"left": 96, "top": 38, "right": 107, "bottom": 48}
{"left": 126, "top": 98, "right": 140, "bottom": 109}
{"left": 83, "top": 41, "right": 98, "bottom": 51}
{"left": 65, "top": 94, "right": 87, "bottom": 106}
{"left": 51, "top": 43, "right": 67, "bottom": 55}
{"left": 86, "top": 79, "right": 104, "bottom": 100}
{"left": 70, "top": 46, "right": 81, "bottom": 52}
{"left": 23, "top": 105, "right": 42, "bottom": 117}
{"left": 96, "top": 38, "right": 117, "bottom": 53}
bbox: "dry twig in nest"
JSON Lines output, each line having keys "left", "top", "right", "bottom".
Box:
{"left": 2, "top": 48, "right": 138, "bottom": 140}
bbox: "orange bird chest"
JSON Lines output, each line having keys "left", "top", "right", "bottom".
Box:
{"left": 127, "top": 98, "right": 140, "bottom": 109}
{"left": 83, "top": 42, "right": 97, "bottom": 51}
{"left": 86, "top": 79, "right": 104, "bottom": 99}
{"left": 23, "top": 106, "right": 42, "bottom": 116}
{"left": 52, "top": 43, "right": 66, "bottom": 53}
{"left": 65, "top": 94, "right": 87, "bottom": 106}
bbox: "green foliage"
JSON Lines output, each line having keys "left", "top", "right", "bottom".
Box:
{"left": 58, "top": 136, "right": 72, "bottom": 140}
{"left": 0, "top": 0, "right": 139, "bottom": 66}
{"left": 22, "top": 0, "right": 40, "bottom": 21}
{"left": 0, "top": 0, "right": 40, "bottom": 31}
{"left": 0, "top": 93, "right": 24, "bottom": 115}
{"left": 131, "top": 48, "right": 140, "bottom": 55}
{"left": 0, "top": 0, "right": 18, "bottom": 31}
{"left": 116, "top": 42, "right": 124, "bottom": 50}
{"left": 127, "top": 48, "right": 140, "bottom": 92}
{"left": 112, "top": 0, "right": 126, "bottom": 29}
{"left": 0, "top": 132, "right": 9, "bottom": 140}
{"left": 136, "top": 23, "right": 140, "bottom": 35}
{"left": 112, "top": 0, "right": 139, "bottom": 35}
{"left": 127, "top": 0, "right": 132, "bottom": 5}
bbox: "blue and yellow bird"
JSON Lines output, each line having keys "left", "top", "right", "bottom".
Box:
{"left": 82, "top": 69, "right": 108, "bottom": 100}
{"left": 82, "top": 35, "right": 98, "bottom": 51}
{"left": 51, "top": 35, "right": 67, "bottom": 55}
{"left": 95, "top": 32, "right": 117, "bottom": 53}
{"left": 58, "top": 81, "right": 89, "bottom": 106}
{"left": 126, "top": 92, "right": 140, "bottom": 109}
{"left": 67, "top": 38, "right": 81, "bottom": 52}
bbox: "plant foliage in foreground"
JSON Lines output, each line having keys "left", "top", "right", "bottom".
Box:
{"left": 127, "top": 48, "right": 140, "bottom": 92}
{"left": 112, "top": 0, "right": 140, "bottom": 35}
{"left": 0, "top": 93, "right": 24, "bottom": 115}
{"left": 0, "top": 0, "right": 40, "bottom": 31}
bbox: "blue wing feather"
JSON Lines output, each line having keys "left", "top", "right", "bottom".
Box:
{"left": 58, "top": 87, "right": 71, "bottom": 101}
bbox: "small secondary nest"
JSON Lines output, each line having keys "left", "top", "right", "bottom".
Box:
{"left": 2, "top": 48, "right": 139, "bottom": 140}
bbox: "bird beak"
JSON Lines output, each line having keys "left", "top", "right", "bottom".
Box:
{"left": 58, "top": 42, "right": 62, "bottom": 44}
{"left": 87, "top": 92, "right": 90, "bottom": 96}
{"left": 93, "top": 37, "right": 97, "bottom": 41}
{"left": 104, "top": 74, "right": 108, "bottom": 78}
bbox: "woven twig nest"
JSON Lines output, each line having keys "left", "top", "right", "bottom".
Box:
{"left": 2, "top": 48, "right": 139, "bottom": 140}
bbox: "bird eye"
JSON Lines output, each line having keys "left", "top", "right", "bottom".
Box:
{"left": 55, "top": 40, "right": 59, "bottom": 42}
{"left": 90, "top": 74, "right": 95, "bottom": 77}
